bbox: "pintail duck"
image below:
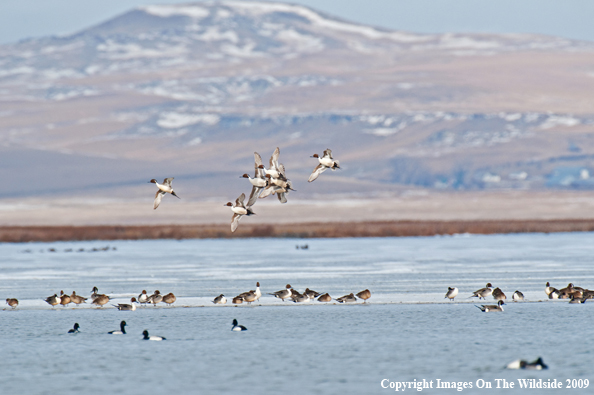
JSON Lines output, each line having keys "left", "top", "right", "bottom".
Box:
{"left": 470, "top": 283, "right": 493, "bottom": 300}
{"left": 445, "top": 287, "right": 458, "bottom": 301}
{"left": 45, "top": 294, "right": 61, "bottom": 307}
{"left": 70, "top": 291, "right": 87, "bottom": 305}
{"left": 149, "top": 177, "right": 180, "bottom": 209}
{"left": 242, "top": 152, "right": 268, "bottom": 206}
{"left": 318, "top": 293, "right": 332, "bottom": 302}
{"left": 59, "top": 290, "right": 71, "bottom": 307}
{"left": 506, "top": 357, "right": 548, "bottom": 370}
{"left": 254, "top": 282, "right": 262, "bottom": 301}
{"left": 512, "top": 291, "right": 524, "bottom": 301}
{"left": 238, "top": 291, "right": 258, "bottom": 304}
{"left": 6, "top": 298, "right": 18, "bottom": 309}
{"left": 492, "top": 287, "right": 506, "bottom": 302}
{"left": 137, "top": 290, "right": 149, "bottom": 305}
{"left": 162, "top": 293, "right": 176, "bottom": 306}
{"left": 356, "top": 289, "right": 371, "bottom": 303}
{"left": 225, "top": 193, "right": 255, "bottom": 233}
{"left": 336, "top": 293, "right": 357, "bottom": 303}
{"left": 269, "top": 284, "right": 292, "bottom": 302}
{"left": 581, "top": 289, "right": 594, "bottom": 300}
{"left": 304, "top": 288, "right": 322, "bottom": 299}
{"left": 259, "top": 147, "right": 294, "bottom": 203}
{"left": 213, "top": 294, "right": 227, "bottom": 304}
{"left": 545, "top": 282, "right": 554, "bottom": 296}
{"left": 91, "top": 286, "right": 100, "bottom": 300}
{"left": 232, "top": 296, "right": 244, "bottom": 304}
{"left": 147, "top": 290, "right": 162, "bottom": 306}
{"left": 569, "top": 295, "right": 586, "bottom": 304}
{"left": 109, "top": 321, "right": 127, "bottom": 334}
{"left": 142, "top": 330, "right": 166, "bottom": 341}
{"left": 476, "top": 300, "right": 505, "bottom": 312}
{"left": 92, "top": 294, "right": 110, "bottom": 308}
{"left": 231, "top": 319, "right": 247, "bottom": 331}
{"left": 308, "top": 149, "right": 340, "bottom": 182}
{"left": 548, "top": 289, "right": 560, "bottom": 299}
{"left": 68, "top": 323, "right": 80, "bottom": 333}
{"left": 113, "top": 298, "right": 138, "bottom": 311}
{"left": 291, "top": 292, "right": 311, "bottom": 303}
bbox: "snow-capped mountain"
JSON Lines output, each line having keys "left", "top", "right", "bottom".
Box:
{"left": 2, "top": 1, "right": 594, "bottom": 200}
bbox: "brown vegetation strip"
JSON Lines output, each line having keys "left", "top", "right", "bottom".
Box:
{"left": 2, "top": 220, "right": 594, "bottom": 242}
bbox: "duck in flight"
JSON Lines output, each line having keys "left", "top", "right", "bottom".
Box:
{"left": 149, "top": 177, "right": 180, "bottom": 209}
{"left": 225, "top": 193, "right": 255, "bottom": 232}
{"left": 308, "top": 149, "right": 340, "bottom": 182}
{"left": 241, "top": 152, "right": 268, "bottom": 207}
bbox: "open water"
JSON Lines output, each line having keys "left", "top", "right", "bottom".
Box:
{"left": 1, "top": 232, "right": 593, "bottom": 394}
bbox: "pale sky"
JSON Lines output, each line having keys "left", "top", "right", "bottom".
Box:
{"left": 1, "top": 0, "right": 594, "bottom": 44}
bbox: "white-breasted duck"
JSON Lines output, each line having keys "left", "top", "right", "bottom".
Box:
{"left": 45, "top": 294, "right": 61, "bottom": 307}
{"left": 308, "top": 149, "right": 340, "bottom": 182}
{"left": 476, "top": 300, "right": 505, "bottom": 312}
{"left": 512, "top": 291, "right": 524, "bottom": 301}
{"left": 137, "top": 290, "right": 149, "bottom": 305}
{"left": 142, "top": 329, "right": 165, "bottom": 341}
{"left": 470, "top": 283, "right": 493, "bottom": 300}
{"left": 269, "top": 284, "right": 292, "bottom": 302}
{"left": 149, "top": 177, "right": 180, "bottom": 209}
{"left": 225, "top": 193, "right": 255, "bottom": 233}
{"left": 109, "top": 321, "right": 127, "bottom": 334}
{"left": 242, "top": 152, "right": 268, "bottom": 207}
{"left": 113, "top": 298, "right": 138, "bottom": 311}
{"left": 445, "top": 287, "right": 458, "bottom": 301}
{"left": 213, "top": 294, "right": 227, "bottom": 304}
{"left": 68, "top": 323, "right": 80, "bottom": 333}
{"left": 231, "top": 319, "right": 247, "bottom": 331}
{"left": 506, "top": 357, "right": 548, "bottom": 370}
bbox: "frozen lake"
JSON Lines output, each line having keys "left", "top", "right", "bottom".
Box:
{"left": 1, "top": 233, "right": 593, "bottom": 394}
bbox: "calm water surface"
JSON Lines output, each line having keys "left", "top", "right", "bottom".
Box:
{"left": 1, "top": 233, "right": 593, "bottom": 394}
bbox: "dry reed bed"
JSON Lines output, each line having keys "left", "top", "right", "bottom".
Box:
{"left": 2, "top": 220, "right": 594, "bottom": 242}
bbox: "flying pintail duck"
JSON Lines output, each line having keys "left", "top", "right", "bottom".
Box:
{"left": 70, "top": 291, "right": 87, "bottom": 305}
{"left": 476, "top": 300, "right": 505, "bottom": 312}
{"left": 6, "top": 298, "right": 18, "bottom": 309}
{"left": 356, "top": 289, "right": 371, "bottom": 303}
{"left": 68, "top": 323, "right": 80, "bottom": 333}
{"left": 336, "top": 293, "right": 357, "bottom": 303}
{"left": 137, "top": 290, "right": 149, "bottom": 305}
{"left": 231, "top": 319, "right": 247, "bottom": 331}
{"left": 492, "top": 287, "right": 506, "bottom": 301}
{"left": 109, "top": 321, "right": 127, "bottom": 334}
{"left": 59, "top": 290, "right": 71, "bottom": 307}
{"left": 242, "top": 152, "right": 268, "bottom": 207}
{"left": 506, "top": 357, "right": 548, "bottom": 370}
{"left": 91, "top": 294, "right": 110, "bottom": 308}
{"left": 512, "top": 291, "right": 524, "bottom": 301}
{"left": 149, "top": 177, "right": 180, "bottom": 209}
{"left": 225, "top": 193, "right": 255, "bottom": 233}
{"left": 147, "top": 290, "right": 162, "bottom": 306}
{"left": 213, "top": 294, "right": 227, "bottom": 304}
{"left": 269, "top": 284, "right": 292, "bottom": 302}
{"left": 445, "top": 287, "right": 458, "bottom": 301}
{"left": 470, "top": 283, "right": 493, "bottom": 300}
{"left": 308, "top": 149, "right": 340, "bottom": 182}
{"left": 259, "top": 147, "right": 294, "bottom": 203}
{"left": 113, "top": 298, "right": 138, "bottom": 311}
{"left": 142, "top": 330, "right": 166, "bottom": 341}
{"left": 265, "top": 147, "right": 282, "bottom": 179}
{"left": 304, "top": 288, "right": 322, "bottom": 299}
{"left": 45, "top": 294, "right": 61, "bottom": 307}
{"left": 162, "top": 293, "right": 176, "bottom": 306}
{"left": 317, "top": 293, "right": 332, "bottom": 302}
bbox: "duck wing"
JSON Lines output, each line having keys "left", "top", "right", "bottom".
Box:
{"left": 247, "top": 186, "right": 263, "bottom": 207}
{"left": 308, "top": 163, "right": 327, "bottom": 182}
{"left": 154, "top": 190, "right": 166, "bottom": 209}
{"left": 162, "top": 177, "right": 174, "bottom": 187}
{"left": 231, "top": 213, "right": 241, "bottom": 232}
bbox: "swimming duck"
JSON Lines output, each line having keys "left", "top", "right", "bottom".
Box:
{"left": 109, "top": 321, "right": 127, "bottom": 334}
{"left": 45, "top": 294, "right": 61, "bottom": 307}
{"left": 149, "top": 177, "right": 180, "bottom": 209}
{"left": 68, "top": 323, "right": 80, "bottom": 333}
{"left": 506, "top": 357, "right": 548, "bottom": 370}
{"left": 225, "top": 193, "right": 255, "bottom": 232}
{"left": 445, "top": 287, "right": 458, "bottom": 301}
{"left": 308, "top": 149, "right": 340, "bottom": 182}
{"left": 162, "top": 293, "right": 176, "bottom": 306}
{"left": 336, "top": 293, "right": 357, "bottom": 303}
{"left": 476, "top": 300, "right": 505, "bottom": 312}
{"left": 70, "top": 291, "right": 87, "bottom": 305}
{"left": 512, "top": 291, "right": 524, "bottom": 301}
{"left": 137, "top": 290, "right": 149, "bottom": 305}
{"left": 113, "top": 298, "right": 138, "bottom": 311}
{"left": 91, "top": 294, "right": 110, "bottom": 308}
{"left": 59, "top": 290, "right": 71, "bottom": 307}
{"left": 356, "top": 289, "right": 371, "bottom": 303}
{"left": 470, "top": 283, "right": 493, "bottom": 300}
{"left": 6, "top": 298, "right": 18, "bottom": 309}
{"left": 492, "top": 287, "right": 506, "bottom": 301}
{"left": 213, "top": 294, "right": 227, "bottom": 304}
{"left": 269, "top": 284, "right": 293, "bottom": 302}
{"left": 242, "top": 152, "right": 268, "bottom": 206}
{"left": 231, "top": 319, "right": 247, "bottom": 331}
{"left": 317, "top": 293, "right": 332, "bottom": 302}
{"left": 142, "top": 330, "right": 166, "bottom": 341}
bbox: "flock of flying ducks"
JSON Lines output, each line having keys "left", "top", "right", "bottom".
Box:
{"left": 150, "top": 147, "right": 340, "bottom": 232}
{"left": 442, "top": 281, "right": 594, "bottom": 313}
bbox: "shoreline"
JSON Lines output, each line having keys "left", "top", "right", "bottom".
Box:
{"left": 2, "top": 219, "right": 594, "bottom": 242}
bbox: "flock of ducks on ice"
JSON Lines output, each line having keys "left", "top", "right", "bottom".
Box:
{"left": 150, "top": 147, "right": 340, "bottom": 232}
{"left": 445, "top": 281, "right": 594, "bottom": 312}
